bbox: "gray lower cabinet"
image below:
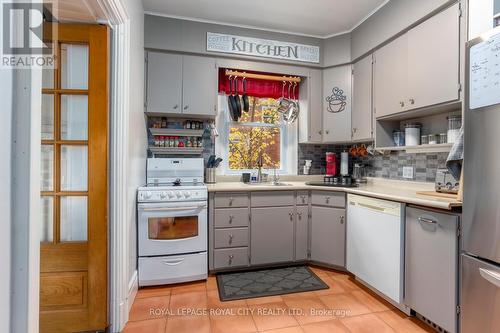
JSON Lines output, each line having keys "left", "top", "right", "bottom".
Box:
{"left": 213, "top": 247, "right": 249, "bottom": 269}
{"left": 310, "top": 206, "right": 346, "bottom": 267}
{"left": 250, "top": 206, "right": 295, "bottom": 265}
{"left": 405, "top": 206, "right": 459, "bottom": 333}
{"left": 295, "top": 205, "right": 309, "bottom": 261}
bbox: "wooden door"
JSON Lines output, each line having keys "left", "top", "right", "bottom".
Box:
{"left": 407, "top": 3, "right": 460, "bottom": 110}
{"left": 40, "top": 24, "right": 108, "bottom": 333}
{"left": 146, "top": 52, "right": 183, "bottom": 114}
{"left": 322, "top": 65, "right": 352, "bottom": 142}
{"left": 352, "top": 55, "right": 373, "bottom": 141}
{"left": 182, "top": 55, "right": 217, "bottom": 116}
{"left": 374, "top": 34, "right": 408, "bottom": 118}
{"left": 250, "top": 207, "right": 294, "bottom": 265}
{"left": 310, "top": 206, "right": 345, "bottom": 267}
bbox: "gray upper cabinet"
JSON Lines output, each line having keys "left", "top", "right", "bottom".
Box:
{"left": 322, "top": 65, "right": 352, "bottom": 142}
{"left": 146, "top": 52, "right": 183, "bottom": 114}
{"left": 182, "top": 55, "right": 217, "bottom": 116}
{"left": 299, "top": 69, "right": 323, "bottom": 143}
{"left": 405, "top": 206, "right": 459, "bottom": 333}
{"left": 251, "top": 206, "right": 295, "bottom": 265}
{"left": 374, "top": 34, "right": 408, "bottom": 118}
{"left": 145, "top": 52, "right": 217, "bottom": 117}
{"left": 310, "top": 206, "right": 345, "bottom": 267}
{"left": 374, "top": 4, "right": 460, "bottom": 119}
{"left": 407, "top": 3, "right": 460, "bottom": 109}
{"left": 352, "top": 55, "right": 373, "bottom": 141}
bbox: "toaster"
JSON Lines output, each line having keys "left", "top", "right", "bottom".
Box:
{"left": 435, "top": 168, "right": 460, "bottom": 194}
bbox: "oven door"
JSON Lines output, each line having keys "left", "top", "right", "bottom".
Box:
{"left": 138, "top": 201, "right": 207, "bottom": 257}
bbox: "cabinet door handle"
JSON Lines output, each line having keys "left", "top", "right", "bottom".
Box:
{"left": 228, "top": 254, "right": 234, "bottom": 264}
{"left": 318, "top": 130, "right": 322, "bottom": 135}
{"left": 399, "top": 101, "right": 405, "bottom": 107}
{"left": 409, "top": 98, "right": 415, "bottom": 105}
{"left": 228, "top": 214, "right": 234, "bottom": 223}
{"left": 325, "top": 196, "right": 330, "bottom": 204}
{"left": 228, "top": 197, "right": 234, "bottom": 206}
{"left": 297, "top": 212, "right": 302, "bottom": 219}
{"left": 183, "top": 105, "right": 189, "bottom": 110}
{"left": 228, "top": 234, "right": 234, "bottom": 243}
{"left": 173, "top": 104, "right": 178, "bottom": 109}
{"left": 418, "top": 217, "right": 437, "bottom": 225}
{"left": 300, "top": 195, "right": 307, "bottom": 204}
{"left": 325, "top": 130, "right": 330, "bottom": 134}
{"left": 340, "top": 216, "right": 345, "bottom": 224}
{"left": 289, "top": 212, "right": 294, "bottom": 220}
{"left": 353, "top": 128, "right": 357, "bottom": 133}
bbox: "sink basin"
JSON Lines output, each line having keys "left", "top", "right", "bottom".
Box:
{"left": 244, "top": 182, "right": 292, "bottom": 186}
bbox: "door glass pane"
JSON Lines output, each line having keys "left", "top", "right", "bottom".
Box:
{"left": 61, "top": 43, "right": 89, "bottom": 90}
{"left": 42, "top": 42, "right": 54, "bottom": 89}
{"left": 148, "top": 216, "right": 199, "bottom": 240}
{"left": 41, "top": 145, "right": 54, "bottom": 191}
{"left": 60, "top": 145, "right": 88, "bottom": 191}
{"left": 60, "top": 196, "right": 87, "bottom": 241}
{"left": 41, "top": 94, "right": 54, "bottom": 140}
{"left": 61, "top": 95, "right": 88, "bottom": 140}
{"left": 40, "top": 196, "right": 53, "bottom": 242}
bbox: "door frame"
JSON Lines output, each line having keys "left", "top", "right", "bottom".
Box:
{"left": 8, "top": 1, "right": 129, "bottom": 332}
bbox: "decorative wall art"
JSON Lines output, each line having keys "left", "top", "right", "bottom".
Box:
{"left": 326, "top": 87, "right": 347, "bottom": 113}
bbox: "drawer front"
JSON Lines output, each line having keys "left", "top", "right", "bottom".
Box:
{"left": 214, "top": 208, "right": 248, "bottom": 228}
{"left": 214, "top": 247, "right": 248, "bottom": 269}
{"left": 296, "top": 191, "right": 309, "bottom": 206}
{"left": 138, "top": 252, "right": 207, "bottom": 286}
{"left": 311, "top": 191, "right": 345, "bottom": 208}
{"left": 214, "top": 227, "right": 249, "bottom": 248}
{"left": 214, "top": 192, "right": 248, "bottom": 208}
{"left": 251, "top": 191, "right": 295, "bottom": 207}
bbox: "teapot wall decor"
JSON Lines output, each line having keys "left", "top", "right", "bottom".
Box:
{"left": 326, "top": 87, "right": 347, "bottom": 113}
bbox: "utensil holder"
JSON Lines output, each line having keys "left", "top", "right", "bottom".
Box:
{"left": 205, "top": 168, "right": 216, "bottom": 184}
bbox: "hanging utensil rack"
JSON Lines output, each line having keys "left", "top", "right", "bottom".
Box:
{"left": 225, "top": 69, "right": 301, "bottom": 83}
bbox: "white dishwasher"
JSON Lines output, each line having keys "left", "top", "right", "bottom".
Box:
{"left": 346, "top": 194, "right": 404, "bottom": 304}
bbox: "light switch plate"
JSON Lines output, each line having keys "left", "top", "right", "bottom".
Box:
{"left": 403, "top": 166, "right": 414, "bottom": 179}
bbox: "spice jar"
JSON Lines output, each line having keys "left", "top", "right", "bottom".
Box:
{"left": 439, "top": 133, "right": 447, "bottom": 144}
{"left": 421, "top": 135, "right": 429, "bottom": 145}
{"left": 405, "top": 123, "right": 422, "bottom": 146}
{"left": 186, "top": 137, "right": 192, "bottom": 147}
{"left": 428, "top": 134, "right": 438, "bottom": 145}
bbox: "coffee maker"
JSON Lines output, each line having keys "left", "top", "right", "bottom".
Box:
{"left": 325, "top": 152, "right": 337, "bottom": 176}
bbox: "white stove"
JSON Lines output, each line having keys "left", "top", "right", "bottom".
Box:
{"left": 137, "top": 158, "right": 208, "bottom": 286}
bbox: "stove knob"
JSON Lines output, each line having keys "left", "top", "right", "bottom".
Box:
{"left": 176, "top": 192, "right": 182, "bottom": 198}
{"left": 159, "top": 191, "right": 167, "bottom": 199}
{"left": 184, "top": 191, "right": 191, "bottom": 198}
{"left": 167, "top": 191, "right": 175, "bottom": 199}
{"left": 144, "top": 191, "right": 152, "bottom": 199}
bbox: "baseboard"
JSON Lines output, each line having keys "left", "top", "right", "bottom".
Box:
{"left": 127, "top": 270, "right": 138, "bottom": 312}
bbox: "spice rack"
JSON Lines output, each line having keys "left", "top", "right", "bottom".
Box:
{"left": 149, "top": 128, "right": 205, "bottom": 137}
{"left": 149, "top": 146, "right": 204, "bottom": 155}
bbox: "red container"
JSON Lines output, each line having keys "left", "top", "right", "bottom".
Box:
{"left": 325, "top": 152, "right": 337, "bottom": 176}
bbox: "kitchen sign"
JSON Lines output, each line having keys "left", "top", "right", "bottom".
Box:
{"left": 207, "top": 32, "right": 320, "bottom": 63}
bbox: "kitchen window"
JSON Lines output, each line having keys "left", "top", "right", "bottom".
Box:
{"left": 216, "top": 95, "right": 297, "bottom": 175}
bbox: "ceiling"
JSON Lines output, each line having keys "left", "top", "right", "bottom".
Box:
{"left": 143, "top": 0, "right": 389, "bottom": 38}
{"left": 45, "top": 0, "right": 108, "bottom": 24}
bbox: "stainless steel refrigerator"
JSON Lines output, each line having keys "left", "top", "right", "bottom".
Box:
{"left": 462, "top": 26, "right": 500, "bottom": 333}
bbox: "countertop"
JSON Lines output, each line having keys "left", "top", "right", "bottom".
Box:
{"left": 206, "top": 177, "right": 462, "bottom": 210}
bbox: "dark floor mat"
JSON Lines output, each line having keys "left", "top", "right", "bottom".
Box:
{"left": 216, "top": 266, "right": 329, "bottom": 301}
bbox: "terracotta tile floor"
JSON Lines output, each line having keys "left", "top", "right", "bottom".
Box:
{"left": 124, "top": 266, "right": 435, "bottom": 333}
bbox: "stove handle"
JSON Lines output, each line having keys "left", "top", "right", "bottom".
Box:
{"left": 161, "top": 258, "right": 185, "bottom": 266}
{"left": 140, "top": 205, "right": 207, "bottom": 212}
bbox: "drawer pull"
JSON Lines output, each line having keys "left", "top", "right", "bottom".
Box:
{"left": 161, "top": 258, "right": 185, "bottom": 266}
{"left": 229, "top": 215, "right": 234, "bottom": 223}
{"left": 340, "top": 216, "right": 345, "bottom": 224}
{"left": 297, "top": 212, "right": 302, "bottom": 219}
{"left": 418, "top": 217, "right": 437, "bottom": 225}
{"left": 228, "top": 254, "right": 234, "bottom": 264}
{"left": 228, "top": 234, "right": 234, "bottom": 244}
{"left": 228, "top": 197, "right": 234, "bottom": 205}
{"left": 325, "top": 196, "right": 330, "bottom": 204}
{"left": 300, "top": 195, "right": 306, "bottom": 203}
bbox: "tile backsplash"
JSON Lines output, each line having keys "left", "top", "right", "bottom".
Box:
{"left": 298, "top": 144, "right": 449, "bottom": 182}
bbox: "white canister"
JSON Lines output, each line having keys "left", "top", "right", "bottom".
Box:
{"left": 405, "top": 123, "right": 422, "bottom": 146}
{"left": 340, "top": 151, "right": 349, "bottom": 176}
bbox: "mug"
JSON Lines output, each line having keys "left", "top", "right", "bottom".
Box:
{"left": 357, "top": 144, "right": 368, "bottom": 157}
{"left": 349, "top": 146, "right": 358, "bottom": 157}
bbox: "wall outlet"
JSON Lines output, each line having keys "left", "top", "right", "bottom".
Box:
{"left": 403, "top": 166, "right": 414, "bottom": 179}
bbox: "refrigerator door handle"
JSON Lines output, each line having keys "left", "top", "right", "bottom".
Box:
{"left": 479, "top": 268, "right": 500, "bottom": 288}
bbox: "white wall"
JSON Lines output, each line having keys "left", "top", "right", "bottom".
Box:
{"left": 123, "top": 0, "right": 147, "bottom": 290}
{"left": 0, "top": 67, "right": 13, "bottom": 333}
{"left": 351, "top": 0, "right": 454, "bottom": 60}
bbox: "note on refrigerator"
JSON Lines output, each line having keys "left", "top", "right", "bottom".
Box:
{"left": 469, "top": 30, "right": 500, "bottom": 109}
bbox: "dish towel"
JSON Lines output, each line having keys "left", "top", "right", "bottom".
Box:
{"left": 446, "top": 126, "right": 464, "bottom": 179}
